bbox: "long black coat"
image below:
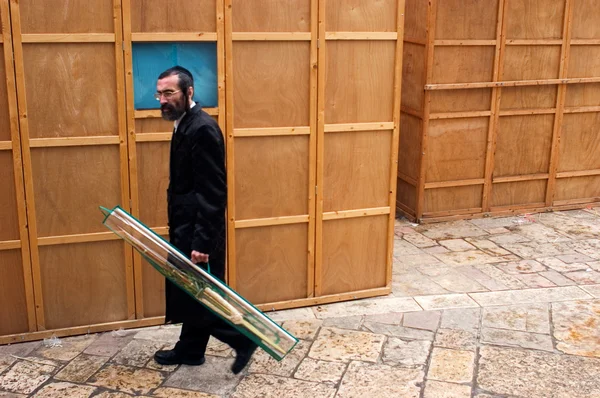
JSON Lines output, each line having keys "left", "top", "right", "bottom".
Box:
{"left": 165, "top": 106, "right": 227, "bottom": 324}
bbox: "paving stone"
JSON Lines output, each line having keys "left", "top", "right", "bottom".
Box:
{"left": 509, "top": 223, "right": 570, "bottom": 243}
{"left": 469, "top": 217, "right": 521, "bottom": 230}
{"left": 266, "top": 307, "right": 316, "bottom": 322}
{"left": 112, "top": 339, "right": 165, "bottom": 367}
{"left": 487, "top": 233, "right": 530, "bottom": 245}
{"left": 402, "top": 311, "right": 441, "bottom": 331}
{"left": 482, "top": 304, "right": 550, "bottom": 334}
{"left": 89, "top": 364, "right": 165, "bottom": 395}
{"left": 55, "top": 353, "right": 109, "bottom": 383}
{"left": 439, "top": 239, "right": 476, "bottom": 252}
{"left": 392, "top": 272, "right": 450, "bottom": 297}
{"left": 434, "top": 250, "right": 504, "bottom": 266}
{"left": 133, "top": 325, "right": 181, "bottom": 344}
{"left": 164, "top": 356, "right": 243, "bottom": 395}
{"left": 581, "top": 284, "right": 600, "bottom": 298}
{"left": 0, "top": 341, "right": 41, "bottom": 361}
{"left": 0, "top": 361, "right": 55, "bottom": 394}
{"left": 308, "top": 327, "right": 385, "bottom": 363}
{"left": 394, "top": 253, "right": 443, "bottom": 267}
{"left": 564, "top": 270, "right": 600, "bottom": 284}
{"left": 552, "top": 300, "right": 600, "bottom": 358}
{"left": 588, "top": 261, "right": 600, "bottom": 271}
{"left": 470, "top": 286, "right": 592, "bottom": 307}
{"left": 558, "top": 253, "right": 596, "bottom": 263}
{"left": 496, "top": 259, "right": 546, "bottom": 274}
{"left": 248, "top": 340, "right": 310, "bottom": 377}
{"left": 145, "top": 359, "right": 178, "bottom": 372}
{"left": 486, "top": 227, "right": 511, "bottom": 234}
{"left": 514, "top": 274, "right": 556, "bottom": 288}
{"left": 364, "top": 312, "right": 403, "bottom": 325}
{"left": 84, "top": 332, "right": 134, "bottom": 358}
{"left": 428, "top": 347, "right": 474, "bottom": 383}
{"left": 478, "top": 345, "right": 600, "bottom": 397}
{"left": 293, "top": 358, "right": 347, "bottom": 384}
{"left": 455, "top": 266, "right": 510, "bottom": 291}
{"left": 382, "top": 338, "right": 431, "bottom": 367}
{"left": 569, "top": 239, "right": 600, "bottom": 260}
{"left": 0, "top": 392, "right": 27, "bottom": 397}
{"left": 434, "top": 329, "right": 477, "bottom": 351}
{"left": 537, "top": 212, "right": 600, "bottom": 239}
{"left": 205, "top": 337, "right": 233, "bottom": 358}
{"left": 414, "top": 294, "right": 479, "bottom": 311}
{"left": 417, "top": 263, "right": 452, "bottom": 277}
{"left": 33, "top": 381, "right": 97, "bottom": 398}
{"left": 423, "top": 245, "right": 450, "bottom": 254}
{"left": 501, "top": 241, "right": 575, "bottom": 259}
{"left": 281, "top": 319, "right": 322, "bottom": 340}
{"left": 430, "top": 272, "right": 489, "bottom": 293}
{"left": 232, "top": 374, "right": 335, "bottom": 398}
{"left": 481, "top": 328, "right": 554, "bottom": 351}
{"left": 322, "top": 316, "right": 363, "bottom": 330}
{"left": 363, "top": 322, "right": 435, "bottom": 340}
{"left": 402, "top": 232, "right": 437, "bottom": 248}
{"left": 92, "top": 392, "right": 136, "bottom": 398}
{"left": 336, "top": 361, "right": 423, "bottom": 398}
{"left": 440, "top": 308, "right": 481, "bottom": 333}
{"left": 418, "top": 221, "right": 488, "bottom": 240}
{"left": 313, "top": 297, "right": 420, "bottom": 319}
{"left": 539, "top": 270, "right": 577, "bottom": 286}
{"left": 464, "top": 238, "right": 511, "bottom": 256}
{"left": 152, "top": 387, "right": 218, "bottom": 397}
{"left": 423, "top": 380, "right": 471, "bottom": 398}
{"left": 536, "top": 257, "right": 589, "bottom": 273}
{"left": 393, "top": 239, "right": 424, "bottom": 255}
{"left": 35, "top": 334, "right": 98, "bottom": 362}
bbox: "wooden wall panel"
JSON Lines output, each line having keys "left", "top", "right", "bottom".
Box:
{"left": 432, "top": 47, "right": 495, "bottom": 84}
{"left": 504, "top": 0, "right": 565, "bottom": 39}
{"left": 0, "top": 45, "right": 10, "bottom": 141}
{"left": 404, "top": 0, "right": 427, "bottom": 42}
{"left": 435, "top": 0, "right": 498, "bottom": 40}
{"left": 565, "top": 83, "right": 600, "bottom": 107}
{"left": 396, "top": 180, "right": 417, "bottom": 212}
{"left": 568, "top": 46, "right": 600, "bottom": 78}
{"left": 141, "top": 260, "right": 165, "bottom": 318}
{"left": 398, "top": 113, "right": 421, "bottom": 181}
{"left": 0, "top": 152, "right": 19, "bottom": 241}
{"left": 571, "top": 0, "right": 600, "bottom": 40}
{"left": 136, "top": 142, "right": 169, "bottom": 228}
{"left": 500, "top": 86, "right": 557, "bottom": 110}
{"left": 555, "top": 176, "right": 600, "bottom": 202}
{"left": 130, "top": 0, "right": 216, "bottom": 32}
{"left": 401, "top": 42, "right": 425, "bottom": 112}
{"left": 326, "top": 0, "right": 397, "bottom": 32}
{"left": 430, "top": 89, "right": 492, "bottom": 113}
{"left": 558, "top": 113, "right": 600, "bottom": 172}
{"left": 18, "top": 0, "right": 114, "bottom": 33}
{"left": 321, "top": 216, "right": 387, "bottom": 296}
{"left": 233, "top": 0, "right": 310, "bottom": 32}
{"left": 424, "top": 185, "right": 483, "bottom": 214}
{"left": 491, "top": 181, "right": 547, "bottom": 207}
{"left": 0, "top": 251, "right": 29, "bottom": 335}
{"left": 502, "top": 46, "right": 561, "bottom": 81}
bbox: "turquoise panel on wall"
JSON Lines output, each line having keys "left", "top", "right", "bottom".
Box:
{"left": 132, "top": 42, "right": 218, "bottom": 110}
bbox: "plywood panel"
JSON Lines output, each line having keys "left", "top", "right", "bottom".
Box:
{"left": 326, "top": 0, "right": 397, "bottom": 32}
{"left": 136, "top": 118, "right": 173, "bottom": 134}
{"left": 0, "top": 151, "right": 19, "bottom": 241}
{"left": 435, "top": 0, "right": 498, "bottom": 40}
{"left": 432, "top": 47, "right": 495, "bottom": 84}
{"left": 233, "top": 0, "right": 310, "bottom": 32}
{"left": 325, "top": 41, "right": 395, "bottom": 124}
{"left": 424, "top": 185, "right": 483, "bottom": 213}
{"left": 505, "top": 0, "right": 565, "bottom": 40}
{"left": 565, "top": 83, "right": 600, "bottom": 107}
{"left": 398, "top": 113, "right": 421, "bottom": 180}
{"left": 401, "top": 42, "right": 425, "bottom": 111}
{"left": 137, "top": 142, "right": 169, "bottom": 228}
{"left": 396, "top": 180, "right": 417, "bottom": 211}
{"left": 39, "top": 241, "right": 128, "bottom": 329}
{"left": 235, "top": 224, "right": 308, "bottom": 304}
{"left": 502, "top": 46, "right": 561, "bottom": 81}
{"left": 426, "top": 118, "right": 487, "bottom": 182}
{"left": 0, "top": 250, "right": 28, "bottom": 335}
{"left": 130, "top": 0, "right": 216, "bottom": 32}
{"left": 430, "top": 89, "right": 492, "bottom": 113}
{"left": 323, "top": 131, "right": 391, "bottom": 212}
{"left": 22, "top": 44, "right": 118, "bottom": 138}
{"left": 568, "top": 46, "right": 600, "bottom": 78}
{"left": 404, "top": 0, "right": 428, "bottom": 41}
{"left": 142, "top": 248, "right": 166, "bottom": 317}
{"left": 233, "top": 42, "right": 310, "bottom": 128}
{"left": 555, "top": 176, "right": 600, "bottom": 202}
{"left": 570, "top": 0, "right": 600, "bottom": 40}
{"left": 321, "top": 215, "right": 387, "bottom": 295}
{"left": 495, "top": 115, "right": 554, "bottom": 176}
{"left": 500, "top": 85, "right": 558, "bottom": 110}
{"left": 491, "top": 181, "right": 547, "bottom": 207}
{"left": 0, "top": 44, "right": 10, "bottom": 141}
{"left": 235, "top": 135, "right": 309, "bottom": 219}
{"left": 558, "top": 113, "right": 600, "bottom": 172}
{"left": 19, "top": 0, "right": 113, "bottom": 33}
{"left": 31, "top": 146, "right": 122, "bottom": 237}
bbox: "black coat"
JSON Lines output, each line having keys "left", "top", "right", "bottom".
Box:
{"left": 165, "top": 106, "right": 227, "bottom": 324}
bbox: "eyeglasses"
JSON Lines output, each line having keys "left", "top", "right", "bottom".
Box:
{"left": 154, "top": 90, "right": 181, "bottom": 101}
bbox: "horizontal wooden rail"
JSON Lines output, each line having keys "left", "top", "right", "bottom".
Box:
{"left": 135, "top": 132, "right": 171, "bottom": 142}
{"left": 489, "top": 203, "right": 547, "bottom": 213}
{"left": 233, "top": 126, "right": 310, "bottom": 137}
{"left": 29, "top": 136, "right": 120, "bottom": 148}
{"left": 322, "top": 207, "right": 390, "bottom": 221}
{"left": 324, "top": 122, "right": 394, "bottom": 133}
{"left": 422, "top": 207, "right": 483, "bottom": 218}
{"left": 564, "top": 106, "right": 600, "bottom": 114}
{"left": 0, "top": 240, "right": 21, "bottom": 251}
{"left": 425, "top": 77, "right": 600, "bottom": 91}
{"left": 37, "top": 232, "right": 121, "bottom": 246}
{"left": 554, "top": 197, "right": 600, "bottom": 206}
{"left": 429, "top": 110, "right": 491, "bottom": 120}
{"left": 434, "top": 39, "right": 496, "bottom": 46}
{"left": 425, "top": 179, "right": 484, "bottom": 189}
{"left": 21, "top": 33, "right": 115, "bottom": 43}
{"left": 134, "top": 108, "right": 218, "bottom": 118}
{"left": 556, "top": 169, "right": 600, "bottom": 178}
{"left": 325, "top": 32, "right": 397, "bottom": 40}
{"left": 499, "top": 108, "right": 556, "bottom": 116}
{"left": 132, "top": 32, "right": 217, "bottom": 42}
{"left": 152, "top": 227, "right": 169, "bottom": 236}
{"left": 571, "top": 39, "right": 600, "bottom": 45}
{"left": 493, "top": 173, "right": 549, "bottom": 183}
{"left": 506, "top": 39, "right": 562, "bottom": 45}
{"left": 396, "top": 201, "right": 416, "bottom": 217}
{"left": 235, "top": 215, "right": 309, "bottom": 229}
{"left": 232, "top": 32, "right": 311, "bottom": 41}
{"left": 397, "top": 171, "right": 417, "bottom": 187}
{"left": 0, "top": 141, "right": 12, "bottom": 151}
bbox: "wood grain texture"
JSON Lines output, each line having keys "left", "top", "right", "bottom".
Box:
{"left": 398, "top": 113, "right": 421, "bottom": 180}
{"left": 401, "top": 42, "right": 425, "bottom": 111}
{"left": 130, "top": 0, "right": 216, "bottom": 32}
{"left": 505, "top": 0, "right": 565, "bottom": 40}
{"left": 432, "top": 47, "right": 495, "bottom": 84}
{"left": 18, "top": 0, "right": 114, "bottom": 34}
{"left": 491, "top": 180, "right": 547, "bottom": 207}
{"left": 0, "top": 44, "right": 10, "bottom": 141}
{"left": 232, "top": 0, "right": 310, "bottom": 32}
{"left": 502, "top": 46, "right": 561, "bottom": 81}
{"left": 137, "top": 142, "right": 169, "bottom": 228}
{"left": 558, "top": 112, "right": 600, "bottom": 172}
{"left": 555, "top": 175, "right": 600, "bottom": 201}
{"left": 424, "top": 185, "right": 483, "bottom": 213}
{"left": 571, "top": 0, "right": 600, "bottom": 40}
{"left": 565, "top": 83, "right": 600, "bottom": 107}
{"left": 435, "top": 0, "right": 498, "bottom": 40}
{"left": 396, "top": 179, "right": 417, "bottom": 211}
{"left": 0, "top": 250, "right": 28, "bottom": 335}
{"left": 326, "top": 0, "right": 397, "bottom": 32}
{"left": 141, "top": 252, "right": 166, "bottom": 317}
{"left": 568, "top": 46, "right": 600, "bottom": 78}
{"left": 404, "top": 0, "right": 427, "bottom": 41}
{"left": 430, "top": 88, "right": 492, "bottom": 113}
{"left": 0, "top": 151, "right": 19, "bottom": 241}
{"left": 500, "top": 85, "right": 558, "bottom": 109}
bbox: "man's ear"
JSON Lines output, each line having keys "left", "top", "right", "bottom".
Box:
{"left": 188, "top": 87, "right": 194, "bottom": 100}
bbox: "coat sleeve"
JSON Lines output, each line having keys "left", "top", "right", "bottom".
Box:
{"left": 189, "top": 122, "right": 227, "bottom": 255}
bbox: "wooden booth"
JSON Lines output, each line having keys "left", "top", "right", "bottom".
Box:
{"left": 398, "top": 0, "right": 600, "bottom": 222}
{"left": 0, "top": 0, "right": 405, "bottom": 343}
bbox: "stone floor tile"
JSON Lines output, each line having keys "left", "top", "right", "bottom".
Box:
{"left": 133, "top": 325, "right": 181, "bottom": 344}
{"left": 469, "top": 286, "right": 592, "bottom": 307}
{"left": 152, "top": 387, "right": 219, "bottom": 397}
{"left": 33, "top": 381, "right": 97, "bottom": 398}
{"left": 430, "top": 273, "right": 489, "bottom": 294}
{"left": 469, "top": 217, "right": 521, "bottom": 230}
{"left": 35, "top": 334, "right": 97, "bottom": 362}
{"left": 293, "top": 358, "right": 347, "bottom": 384}
{"left": 423, "top": 245, "right": 450, "bottom": 254}
{"left": 423, "top": 380, "right": 471, "bottom": 398}
{"left": 394, "top": 253, "right": 442, "bottom": 267}
{"left": 477, "top": 345, "right": 600, "bottom": 398}
{"left": 514, "top": 274, "right": 556, "bottom": 288}
{"left": 266, "top": 307, "right": 316, "bottom": 322}
{"left": 415, "top": 294, "right": 479, "bottom": 311}
{"left": 501, "top": 241, "right": 575, "bottom": 259}
{"left": 382, "top": 337, "right": 431, "bottom": 367}
{"left": 145, "top": 360, "right": 178, "bottom": 372}
{"left": 537, "top": 213, "right": 600, "bottom": 240}
{"left": 309, "top": 327, "right": 385, "bottom": 363}
{"left": 433, "top": 250, "right": 504, "bottom": 266}
{"left": 248, "top": 340, "right": 310, "bottom": 377}
{"left": 439, "top": 239, "right": 476, "bottom": 252}
{"left": 569, "top": 238, "right": 600, "bottom": 260}
{"left": 280, "top": 319, "right": 322, "bottom": 340}
{"left": 536, "top": 257, "right": 588, "bottom": 273}
{"left": 486, "top": 227, "right": 511, "bottom": 234}
{"left": 0, "top": 361, "right": 55, "bottom": 394}
{"left": 363, "top": 322, "right": 435, "bottom": 340}
{"left": 336, "top": 361, "right": 423, "bottom": 398}
{"left": 163, "top": 356, "right": 241, "bottom": 396}
{"left": 84, "top": 332, "right": 134, "bottom": 358}
{"left": 402, "top": 311, "right": 441, "bottom": 331}
{"left": 392, "top": 273, "right": 450, "bottom": 297}
{"left": 0, "top": 341, "right": 40, "bottom": 359}
{"left": 322, "top": 316, "right": 363, "bottom": 331}
{"left": 509, "top": 223, "right": 570, "bottom": 243}
{"left": 89, "top": 364, "right": 165, "bottom": 395}
{"left": 434, "top": 329, "right": 477, "bottom": 351}
{"left": 588, "top": 261, "right": 600, "bottom": 271}
{"left": 439, "top": 308, "right": 481, "bottom": 333}
{"left": 558, "top": 253, "right": 596, "bottom": 263}
{"left": 417, "top": 263, "right": 452, "bottom": 277}
{"left": 487, "top": 233, "right": 530, "bottom": 246}
{"left": 464, "top": 238, "right": 511, "bottom": 256}
{"left": 427, "top": 347, "right": 474, "bottom": 383}
{"left": 92, "top": 392, "right": 136, "bottom": 398}
{"left": 313, "top": 297, "right": 421, "bottom": 319}
{"left": 55, "top": 353, "right": 109, "bottom": 383}
{"left": 0, "top": 392, "right": 27, "bottom": 397}
{"left": 112, "top": 339, "right": 165, "bottom": 367}
{"left": 539, "top": 270, "right": 577, "bottom": 286}
{"left": 482, "top": 304, "right": 550, "bottom": 334}
{"left": 418, "top": 221, "right": 488, "bottom": 240}
{"left": 232, "top": 374, "right": 336, "bottom": 398}
{"left": 581, "top": 284, "right": 600, "bottom": 298}
{"left": 552, "top": 300, "right": 600, "bottom": 358}
{"left": 481, "top": 328, "right": 554, "bottom": 351}
{"left": 455, "top": 266, "right": 509, "bottom": 291}
{"left": 393, "top": 239, "right": 424, "bottom": 255}
{"left": 204, "top": 337, "right": 234, "bottom": 358}
{"left": 364, "top": 312, "right": 403, "bottom": 325}
{"left": 402, "top": 232, "right": 437, "bottom": 248}
{"left": 563, "top": 270, "right": 600, "bottom": 284}
{"left": 496, "top": 259, "right": 546, "bottom": 274}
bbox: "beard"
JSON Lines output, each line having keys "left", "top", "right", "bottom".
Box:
{"left": 160, "top": 96, "right": 188, "bottom": 121}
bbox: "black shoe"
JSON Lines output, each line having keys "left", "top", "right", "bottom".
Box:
{"left": 154, "top": 349, "right": 206, "bottom": 366}
{"left": 231, "top": 343, "right": 258, "bottom": 374}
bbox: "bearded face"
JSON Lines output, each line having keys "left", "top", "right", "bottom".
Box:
{"left": 156, "top": 74, "right": 190, "bottom": 121}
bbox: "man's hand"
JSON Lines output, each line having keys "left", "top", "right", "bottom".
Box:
{"left": 191, "top": 250, "right": 209, "bottom": 264}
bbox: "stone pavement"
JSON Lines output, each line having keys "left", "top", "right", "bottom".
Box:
{"left": 1, "top": 209, "right": 600, "bottom": 397}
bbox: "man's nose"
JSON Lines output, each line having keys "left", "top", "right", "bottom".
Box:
{"left": 159, "top": 97, "right": 168, "bottom": 105}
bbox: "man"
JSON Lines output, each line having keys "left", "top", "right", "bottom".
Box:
{"left": 153, "top": 66, "right": 257, "bottom": 374}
